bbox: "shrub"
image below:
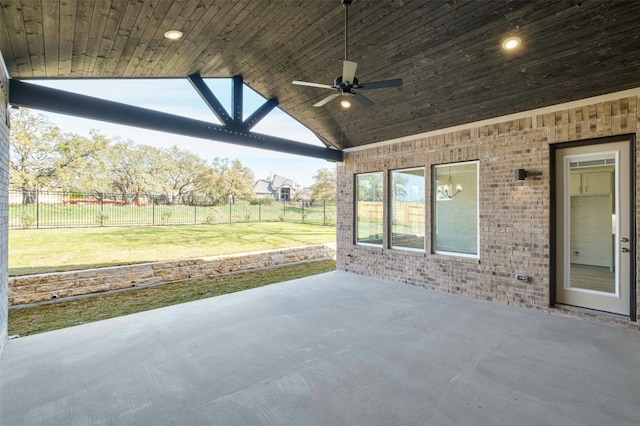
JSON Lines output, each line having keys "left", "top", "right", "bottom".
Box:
{"left": 159, "top": 210, "right": 172, "bottom": 225}
{"left": 96, "top": 211, "right": 109, "bottom": 227}
{"left": 20, "top": 213, "right": 36, "bottom": 229}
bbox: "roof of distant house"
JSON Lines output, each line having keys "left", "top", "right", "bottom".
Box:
{"left": 254, "top": 174, "right": 296, "bottom": 194}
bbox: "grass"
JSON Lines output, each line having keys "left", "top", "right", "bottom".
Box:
{"left": 9, "top": 222, "right": 336, "bottom": 276}
{"left": 8, "top": 259, "right": 336, "bottom": 337}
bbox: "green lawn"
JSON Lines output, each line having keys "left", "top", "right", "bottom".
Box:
{"left": 9, "top": 259, "right": 337, "bottom": 336}
{"left": 9, "top": 222, "right": 336, "bottom": 276}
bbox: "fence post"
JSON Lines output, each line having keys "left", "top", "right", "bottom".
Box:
{"left": 301, "top": 200, "right": 304, "bottom": 223}
{"left": 229, "top": 197, "right": 232, "bottom": 223}
{"left": 152, "top": 197, "right": 155, "bottom": 226}
{"left": 194, "top": 201, "right": 197, "bottom": 224}
{"left": 36, "top": 190, "right": 40, "bottom": 229}
{"left": 259, "top": 200, "right": 261, "bottom": 222}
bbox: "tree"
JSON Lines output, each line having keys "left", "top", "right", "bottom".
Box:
{"left": 9, "top": 108, "right": 61, "bottom": 202}
{"left": 209, "top": 157, "right": 255, "bottom": 203}
{"left": 104, "top": 141, "right": 160, "bottom": 203}
{"left": 311, "top": 167, "right": 337, "bottom": 201}
{"left": 8, "top": 109, "right": 262, "bottom": 207}
{"left": 54, "top": 130, "right": 110, "bottom": 193}
{"left": 357, "top": 173, "right": 383, "bottom": 201}
{"left": 163, "top": 146, "right": 210, "bottom": 203}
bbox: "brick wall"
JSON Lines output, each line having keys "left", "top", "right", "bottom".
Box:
{"left": 10, "top": 245, "right": 335, "bottom": 305}
{"left": 0, "top": 52, "right": 9, "bottom": 348}
{"left": 337, "top": 92, "right": 640, "bottom": 328}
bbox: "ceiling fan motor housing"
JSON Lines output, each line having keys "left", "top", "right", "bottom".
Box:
{"left": 334, "top": 76, "right": 359, "bottom": 91}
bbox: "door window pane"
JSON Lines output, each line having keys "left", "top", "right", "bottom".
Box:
{"left": 391, "top": 168, "right": 425, "bottom": 251}
{"left": 356, "top": 172, "right": 384, "bottom": 246}
{"left": 433, "top": 161, "right": 478, "bottom": 256}
{"left": 568, "top": 157, "right": 616, "bottom": 293}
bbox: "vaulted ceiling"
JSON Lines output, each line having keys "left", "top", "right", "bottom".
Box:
{"left": 2, "top": 0, "right": 640, "bottom": 151}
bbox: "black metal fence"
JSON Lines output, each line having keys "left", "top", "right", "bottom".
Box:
{"left": 8, "top": 190, "right": 336, "bottom": 229}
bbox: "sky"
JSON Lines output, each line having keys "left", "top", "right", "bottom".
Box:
{"left": 28, "top": 79, "right": 334, "bottom": 187}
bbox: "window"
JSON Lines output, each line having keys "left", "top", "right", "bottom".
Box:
{"left": 355, "top": 172, "right": 384, "bottom": 246}
{"left": 391, "top": 168, "right": 425, "bottom": 251}
{"left": 433, "top": 161, "right": 479, "bottom": 256}
{"left": 280, "top": 188, "right": 290, "bottom": 201}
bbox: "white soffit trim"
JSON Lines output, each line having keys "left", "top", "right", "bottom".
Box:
{"left": 344, "top": 87, "right": 640, "bottom": 153}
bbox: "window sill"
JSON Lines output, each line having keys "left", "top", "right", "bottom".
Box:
{"left": 430, "top": 253, "right": 481, "bottom": 264}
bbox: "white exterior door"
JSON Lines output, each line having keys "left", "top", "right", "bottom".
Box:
{"left": 555, "top": 139, "right": 633, "bottom": 316}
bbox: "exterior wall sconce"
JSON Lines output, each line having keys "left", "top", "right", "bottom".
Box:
{"left": 515, "top": 168, "right": 527, "bottom": 181}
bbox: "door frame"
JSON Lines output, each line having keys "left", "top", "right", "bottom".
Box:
{"left": 550, "top": 134, "right": 637, "bottom": 321}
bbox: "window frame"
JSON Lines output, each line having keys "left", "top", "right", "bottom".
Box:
{"left": 432, "top": 160, "right": 480, "bottom": 258}
{"left": 389, "top": 167, "right": 426, "bottom": 253}
{"left": 354, "top": 171, "right": 385, "bottom": 247}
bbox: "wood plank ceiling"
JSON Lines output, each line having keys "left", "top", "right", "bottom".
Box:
{"left": 1, "top": 0, "right": 640, "bottom": 151}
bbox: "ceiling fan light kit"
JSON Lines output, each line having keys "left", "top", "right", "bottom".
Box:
{"left": 292, "top": 0, "right": 403, "bottom": 108}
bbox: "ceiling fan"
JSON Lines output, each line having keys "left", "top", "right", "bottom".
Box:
{"left": 292, "top": 0, "right": 403, "bottom": 108}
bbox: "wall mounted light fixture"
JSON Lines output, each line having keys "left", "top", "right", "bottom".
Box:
{"left": 515, "top": 168, "right": 527, "bottom": 181}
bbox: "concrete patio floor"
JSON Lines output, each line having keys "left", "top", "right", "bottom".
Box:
{"left": 1, "top": 271, "right": 639, "bottom": 426}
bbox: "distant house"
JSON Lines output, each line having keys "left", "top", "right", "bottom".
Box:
{"left": 254, "top": 174, "right": 297, "bottom": 201}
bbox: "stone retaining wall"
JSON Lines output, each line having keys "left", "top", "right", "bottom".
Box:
{"left": 9, "top": 244, "right": 335, "bottom": 305}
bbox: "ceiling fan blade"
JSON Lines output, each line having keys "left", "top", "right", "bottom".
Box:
{"left": 292, "top": 80, "right": 334, "bottom": 89}
{"left": 353, "top": 92, "right": 374, "bottom": 107}
{"left": 313, "top": 93, "right": 341, "bottom": 107}
{"left": 359, "top": 79, "right": 403, "bottom": 90}
{"left": 342, "top": 60, "right": 358, "bottom": 84}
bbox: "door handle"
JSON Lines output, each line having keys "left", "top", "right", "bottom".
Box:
{"left": 621, "top": 247, "right": 630, "bottom": 253}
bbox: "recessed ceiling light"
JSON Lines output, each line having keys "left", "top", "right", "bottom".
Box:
{"left": 340, "top": 99, "right": 352, "bottom": 108}
{"left": 502, "top": 36, "right": 521, "bottom": 51}
{"left": 164, "top": 30, "right": 183, "bottom": 40}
